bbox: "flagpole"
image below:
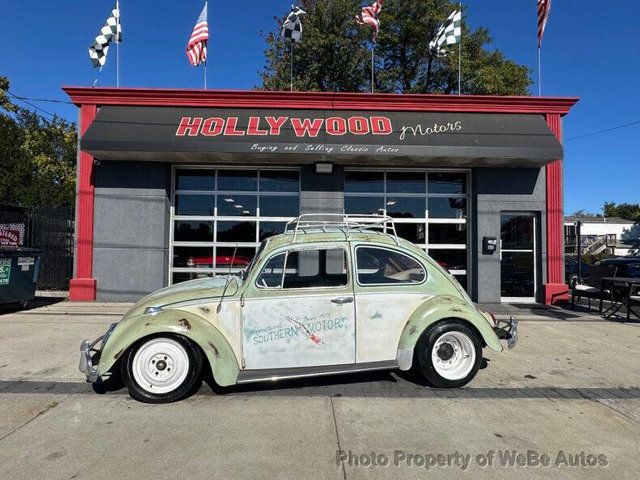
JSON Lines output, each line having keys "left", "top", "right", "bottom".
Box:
{"left": 290, "top": 42, "right": 294, "bottom": 92}
{"left": 458, "top": 3, "right": 462, "bottom": 95}
{"left": 204, "top": 1, "right": 208, "bottom": 89}
{"left": 371, "top": 43, "right": 375, "bottom": 94}
{"left": 116, "top": 41, "right": 120, "bottom": 88}
{"left": 116, "top": 0, "right": 120, "bottom": 88}
{"left": 537, "top": 47, "right": 542, "bottom": 96}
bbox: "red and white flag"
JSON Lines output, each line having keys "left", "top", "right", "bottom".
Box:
{"left": 187, "top": 2, "right": 209, "bottom": 66}
{"left": 356, "top": 0, "right": 385, "bottom": 40}
{"left": 537, "top": 0, "right": 551, "bottom": 48}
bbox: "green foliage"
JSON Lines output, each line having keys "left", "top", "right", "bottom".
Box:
{"left": 260, "top": 0, "right": 532, "bottom": 94}
{"left": 581, "top": 251, "right": 610, "bottom": 265}
{"left": 569, "top": 209, "right": 601, "bottom": 218}
{"left": 0, "top": 76, "right": 77, "bottom": 207}
{"left": 603, "top": 202, "right": 640, "bottom": 222}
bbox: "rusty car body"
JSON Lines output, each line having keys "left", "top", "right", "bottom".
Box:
{"left": 80, "top": 215, "right": 517, "bottom": 403}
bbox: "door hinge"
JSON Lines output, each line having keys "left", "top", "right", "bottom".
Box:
{"left": 240, "top": 294, "right": 245, "bottom": 307}
{"left": 241, "top": 357, "right": 246, "bottom": 369}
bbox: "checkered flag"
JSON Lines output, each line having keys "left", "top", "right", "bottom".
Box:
{"left": 429, "top": 9, "right": 461, "bottom": 58}
{"left": 88, "top": 2, "right": 122, "bottom": 68}
{"left": 281, "top": 6, "right": 306, "bottom": 43}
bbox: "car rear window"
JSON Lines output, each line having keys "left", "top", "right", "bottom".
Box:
{"left": 356, "top": 247, "right": 426, "bottom": 285}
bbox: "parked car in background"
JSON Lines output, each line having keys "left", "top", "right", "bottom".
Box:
{"left": 80, "top": 215, "right": 517, "bottom": 403}
{"left": 595, "top": 257, "right": 640, "bottom": 278}
{"left": 186, "top": 255, "right": 252, "bottom": 269}
{"left": 565, "top": 257, "right": 591, "bottom": 286}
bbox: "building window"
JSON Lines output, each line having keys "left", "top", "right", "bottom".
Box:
{"left": 344, "top": 169, "right": 469, "bottom": 290}
{"left": 170, "top": 167, "right": 300, "bottom": 285}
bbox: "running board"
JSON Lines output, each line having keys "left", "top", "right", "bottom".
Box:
{"left": 236, "top": 360, "right": 398, "bottom": 384}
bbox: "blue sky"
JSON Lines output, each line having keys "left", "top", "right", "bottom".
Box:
{"left": 1, "top": 0, "right": 638, "bottom": 215}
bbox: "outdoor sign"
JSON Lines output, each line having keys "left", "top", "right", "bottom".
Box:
{"left": 81, "top": 106, "right": 564, "bottom": 164}
{"left": 0, "top": 224, "right": 25, "bottom": 246}
{"left": 0, "top": 259, "right": 11, "bottom": 285}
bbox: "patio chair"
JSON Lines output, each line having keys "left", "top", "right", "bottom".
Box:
{"left": 571, "top": 264, "right": 616, "bottom": 312}
{"left": 627, "top": 284, "right": 640, "bottom": 322}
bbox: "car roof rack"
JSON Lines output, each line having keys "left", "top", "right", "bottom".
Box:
{"left": 284, "top": 214, "right": 399, "bottom": 245}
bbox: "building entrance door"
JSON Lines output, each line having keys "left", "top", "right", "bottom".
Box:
{"left": 500, "top": 213, "right": 537, "bottom": 302}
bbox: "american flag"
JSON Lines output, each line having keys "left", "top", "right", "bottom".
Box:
{"left": 537, "top": 0, "right": 551, "bottom": 48}
{"left": 187, "top": 2, "right": 209, "bottom": 66}
{"left": 356, "top": 0, "right": 384, "bottom": 40}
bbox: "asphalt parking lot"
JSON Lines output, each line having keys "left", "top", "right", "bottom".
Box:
{"left": 0, "top": 299, "right": 639, "bottom": 480}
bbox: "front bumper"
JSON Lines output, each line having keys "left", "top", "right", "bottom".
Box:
{"left": 79, "top": 336, "right": 104, "bottom": 382}
{"left": 79, "top": 323, "right": 117, "bottom": 382}
{"left": 493, "top": 316, "right": 518, "bottom": 349}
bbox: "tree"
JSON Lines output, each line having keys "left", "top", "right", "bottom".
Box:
{"left": 569, "top": 209, "right": 601, "bottom": 218}
{"left": 603, "top": 202, "right": 640, "bottom": 222}
{"left": 0, "top": 76, "right": 77, "bottom": 207}
{"left": 260, "top": 0, "right": 532, "bottom": 94}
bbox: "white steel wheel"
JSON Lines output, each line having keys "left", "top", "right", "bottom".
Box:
{"left": 430, "top": 331, "right": 476, "bottom": 381}
{"left": 131, "top": 338, "right": 191, "bottom": 395}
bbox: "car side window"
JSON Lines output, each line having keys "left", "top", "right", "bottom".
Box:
{"left": 356, "top": 247, "right": 426, "bottom": 285}
{"left": 282, "top": 248, "right": 348, "bottom": 289}
{"left": 255, "top": 253, "right": 286, "bottom": 288}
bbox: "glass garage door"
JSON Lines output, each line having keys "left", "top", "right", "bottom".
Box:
{"left": 170, "top": 167, "right": 300, "bottom": 285}
{"left": 344, "top": 170, "right": 469, "bottom": 290}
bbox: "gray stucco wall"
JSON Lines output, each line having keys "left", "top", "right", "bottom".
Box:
{"left": 93, "top": 161, "right": 170, "bottom": 301}
{"left": 471, "top": 167, "right": 547, "bottom": 303}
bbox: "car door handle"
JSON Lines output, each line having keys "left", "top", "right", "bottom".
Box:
{"left": 331, "top": 296, "right": 354, "bottom": 304}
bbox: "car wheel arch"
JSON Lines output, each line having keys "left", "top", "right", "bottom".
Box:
{"left": 395, "top": 297, "right": 502, "bottom": 370}
{"left": 97, "top": 310, "right": 241, "bottom": 387}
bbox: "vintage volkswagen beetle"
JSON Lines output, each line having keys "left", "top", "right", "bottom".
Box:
{"left": 80, "top": 215, "right": 517, "bottom": 403}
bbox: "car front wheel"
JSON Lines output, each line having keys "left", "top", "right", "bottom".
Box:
{"left": 121, "top": 334, "right": 203, "bottom": 403}
{"left": 415, "top": 320, "right": 482, "bottom": 388}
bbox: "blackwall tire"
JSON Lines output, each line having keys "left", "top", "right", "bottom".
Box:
{"left": 415, "top": 320, "right": 482, "bottom": 388}
{"left": 121, "top": 334, "right": 203, "bottom": 404}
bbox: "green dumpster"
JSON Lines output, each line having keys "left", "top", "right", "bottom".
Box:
{"left": 0, "top": 247, "right": 42, "bottom": 307}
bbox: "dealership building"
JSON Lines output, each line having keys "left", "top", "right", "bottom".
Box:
{"left": 63, "top": 87, "right": 577, "bottom": 304}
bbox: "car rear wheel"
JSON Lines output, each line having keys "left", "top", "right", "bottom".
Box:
{"left": 121, "top": 334, "right": 203, "bottom": 403}
{"left": 415, "top": 320, "right": 482, "bottom": 388}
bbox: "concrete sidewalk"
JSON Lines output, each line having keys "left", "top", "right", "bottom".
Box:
{"left": 0, "top": 301, "right": 639, "bottom": 479}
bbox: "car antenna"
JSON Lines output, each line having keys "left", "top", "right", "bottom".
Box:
{"left": 217, "top": 243, "right": 238, "bottom": 313}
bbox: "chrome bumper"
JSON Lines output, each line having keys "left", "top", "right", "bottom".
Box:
{"left": 494, "top": 316, "right": 518, "bottom": 349}
{"left": 79, "top": 336, "right": 103, "bottom": 382}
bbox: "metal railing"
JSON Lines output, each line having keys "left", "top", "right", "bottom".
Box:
{"left": 285, "top": 214, "right": 399, "bottom": 244}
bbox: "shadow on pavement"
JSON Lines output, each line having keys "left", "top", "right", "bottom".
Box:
{"left": 0, "top": 296, "right": 66, "bottom": 315}
{"left": 2, "top": 376, "right": 639, "bottom": 401}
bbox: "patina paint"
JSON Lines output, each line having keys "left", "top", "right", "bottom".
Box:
{"left": 242, "top": 294, "right": 356, "bottom": 369}
{"left": 97, "top": 310, "right": 241, "bottom": 386}
{"left": 354, "top": 292, "right": 432, "bottom": 363}
{"left": 396, "top": 295, "right": 503, "bottom": 370}
{"left": 91, "top": 228, "right": 503, "bottom": 387}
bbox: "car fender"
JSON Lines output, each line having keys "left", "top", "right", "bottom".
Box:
{"left": 97, "top": 310, "right": 240, "bottom": 387}
{"left": 396, "top": 295, "right": 502, "bottom": 370}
